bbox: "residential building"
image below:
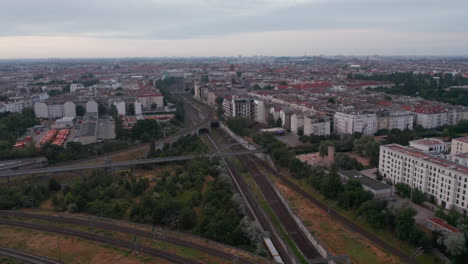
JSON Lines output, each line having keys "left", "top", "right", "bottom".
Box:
{"left": 291, "top": 113, "right": 304, "bottom": 135}
{"left": 253, "top": 99, "right": 267, "bottom": 124}
{"left": 137, "top": 91, "right": 164, "bottom": 110}
{"left": 64, "top": 101, "right": 76, "bottom": 117}
{"left": 86, "top": 101, "right": 98, "bottom": 113}
{"left": 334, "top": 112, "right": 377, "bottom": 135}
{"left": 379, "top": 144, "right": 468, "bottom": 211}
{"left": 34, "top": 101, "right": 75, "bottom": 119}
{"left": 338, "top": 170, "right": 393, "bottom": 198}
{"left": 451, "top": 137, "right": 468, "bottom": 155}
{"left": 70, "top": 83, "right": 85, "bottom": 92}
{"left": 377, "top": 111, "right": 414, "bottom": 131}
{"left": 409, "top": 138, "right": 448, "bottom": 155}
{"left": 223, "top": 96, "right": 255, "bottom": 118}
{"left": 304, "top": 115, "right": 331, "bottom": 136}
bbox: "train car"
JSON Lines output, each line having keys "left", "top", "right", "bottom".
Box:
{"left": 264, "top": 238, "right": 284, "bottom": 264}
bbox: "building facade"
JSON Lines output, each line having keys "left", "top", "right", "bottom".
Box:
{"left": 451, "top": 137, "right": 468, "bottom": 155}
{"left": 334, "top": 112, "right": 377, "bottom": 135}
{"left": 379, "top": 144, "right": 468, "bottom": 211}
{"left": 304, "top": 116, "right": 331, "bottom": 136}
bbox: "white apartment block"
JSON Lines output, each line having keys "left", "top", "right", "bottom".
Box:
{"left": 379, "top": 144, "right": 468, "bottom": 211}
{"left": 86, "top": 101, "right": 98, "bottom": 113}
{"left": 334, "top": 112, "right": 377, "bottom": 135}
{"left": 1, "top": 101, "right": 24, "bottom": 113}
{"left": 377, "top": 111, "right": 414, "bottom": 131}
{"left": 253, "top": 100, "right": 267, "bottom": 124}
{"left": 304, "top": 116, "right": 331, "bottom": 136}
{"left": 34, "top": 101, "right": 75, "bottom": 119}
{"left": 451, "top": 137, "right": 468, "bottom": 155}
{"left": 291, "top": 113, "right": 304, "bottom": 135}
{"left": 64, "top": 101, "right": 76, "bottom": 117}
{"left": 412, "top": 109, "right": 460, "bottom": 129}
{"left": 70, "top": 83, "right": 85, "bottom": 92}
{"left": 112, "top": 100, "right": 126, "bottom": 116}
{"left": 137, "top": 93, "right": 164, "bottom": 110}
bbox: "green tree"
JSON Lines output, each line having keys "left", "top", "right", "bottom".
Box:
{"left": 76, "top": 105, "right": 85, "bottom": 116}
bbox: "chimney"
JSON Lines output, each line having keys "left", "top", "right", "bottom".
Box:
{"left": 327, "top": 145, "right": 335, "bottom": 163}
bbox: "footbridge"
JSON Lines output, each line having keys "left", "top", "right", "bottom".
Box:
{"left": 153, "top": 96, "right": 217, "bottom": 150}
{"left": 0, "top": 149, "right": 265, "bottom": 179}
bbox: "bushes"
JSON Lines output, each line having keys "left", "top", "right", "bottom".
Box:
{"left": 395, "top": 183, "right": 427, "bottom": 205}
{"left": 0, "top": 184, "right": 50, "bottom": 209}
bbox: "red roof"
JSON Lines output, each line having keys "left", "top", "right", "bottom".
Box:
{"left": 428, "top": 217, "right": 459, "bottom": 233}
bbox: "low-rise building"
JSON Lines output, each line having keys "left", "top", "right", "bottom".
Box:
{"left": 409, "top": 138, "right": 448, "bottom": 155}
{"left": 338, "top": 170, "right": 393, "bottom": 198}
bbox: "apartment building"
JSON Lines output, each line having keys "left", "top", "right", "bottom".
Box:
{"left": 34, "top": 101, "right": 76, "bottom": 119}
{"left": 253, "top": 99, "right": 267, "bottom": 124}
{"left": 379, "top": 144, "right": 468, "bottom": 211}
{"left": 291, "top": 113, "right": 304, "bottom": 135}
{"left": 334, "top": 111, "right": 377, "bottom": 135}
{"left": 377, "top": 111, "right": 414, "bottom": 131}
{"left": 410, "top": 106, "right": 460, "bottom": 129}
{"left": 70, "top": 83, "right": 85, "bottom": 92}
{"left": 452, "top": 137, "right": 468, "bottom": 155}
{"left": 223, "top": 96, "right": 255, "bottom": 119}
{"left": 0, "top": 101, "right": 24, "bottom": 113}
{"left": 304, "top": 115, "right": 331, "bottom": 136}
{"left": 137, "top": 91, "right": 164, "bottom": 110}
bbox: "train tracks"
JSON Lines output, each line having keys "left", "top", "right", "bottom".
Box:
{"left": 207, "top": 129, "right": 321, "bottom": 260}
{"left": 250, "top": 157, "right": 417, "bottom": 264}
{"left": 0, "top": 246, "right": 62, "bottom": 264}
{"left": 0, "top": 218, "right": 201, "bottom": 264}
{"left": 203, "top": 129, "right": 324, "bottom": 263}
{"left": 0, "top": 210, "right": 263, "bottom": 264}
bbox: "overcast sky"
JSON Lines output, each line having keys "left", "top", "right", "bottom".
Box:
{"left": 1, "top": 0, "right": 467, "bottom": 58}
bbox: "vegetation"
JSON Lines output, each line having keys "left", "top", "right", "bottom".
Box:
{"left": 40, "top": 140, "right": 131, "bottom": 164}
{"left": 226, "top": 117, "right": 251, "bottom": 137}
{"left": 349, "top": 72, "right": 468, "bottom": 106}
{"left": 251, "top": 131, "right": 432, "bottom": 251}
{"left": 0, "top": 109, "right": 40, "bottom": 160}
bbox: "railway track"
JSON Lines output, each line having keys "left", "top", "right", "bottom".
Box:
{"left": 250, "top": 156, "right": 417, "bottom": 264}
{"left": 203, "top": 130, "right": 298, "bottom": 264}
{"left": 208, "top": 128, "right": 321, "bottom": 261}
{"left": 0, "top": 210, "right": 263, "bottom": 264}
{"left": 0, "top": 246, "right": 62, "bottom": 264}
{"left": 0, "top": 218, "right": 200, "bottom": 264}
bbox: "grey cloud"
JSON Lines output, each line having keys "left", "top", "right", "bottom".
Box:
{"left": 1, "top": 0, "right": 467, "bottom": 39}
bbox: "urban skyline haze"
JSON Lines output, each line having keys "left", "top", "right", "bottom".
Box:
{"left": 1, "top": 0, "right": 467, "bottom": 59}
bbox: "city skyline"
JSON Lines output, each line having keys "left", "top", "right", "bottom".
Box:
{"left": 1, "top": 0, "right": 468, "bottom": 59}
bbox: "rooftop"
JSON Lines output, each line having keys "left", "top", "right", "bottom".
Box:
{"left": 410, "top": 138, "right": 445, "bottom": 146}
{"left": 339, "top": 170, "right": 391, "bottom": 191}
{"left": 453, "top": 137, "right": 468, "bottom": 144}
{"left": 383, "top": 144, "right": 468, "bottom": 175}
